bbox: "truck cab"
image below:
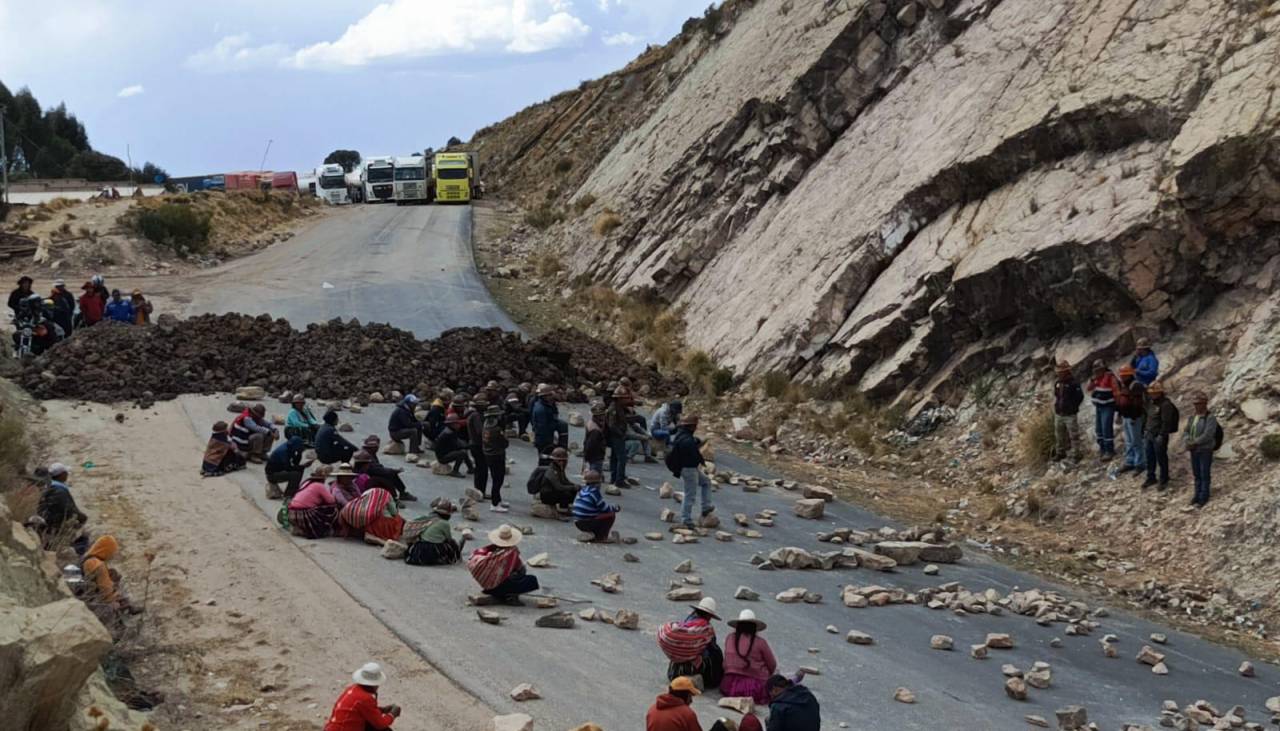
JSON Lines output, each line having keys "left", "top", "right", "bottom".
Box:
{"left": 433, "top": 152, "right": 473, "bottom": 203}
{"left": 362, "top": 156, "right": 395, "bottom": 203}
{"left": 392, "top": 156, "right": 429, "bottom": 205}
{"left": 316, "top": 164, "right": 350, "bottom": 205}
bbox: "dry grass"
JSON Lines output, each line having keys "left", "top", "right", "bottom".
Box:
{"left": 523, "top": 204, "right": 565, "bottom": 230}
{"left": 536, "top": 253, "right": 564, "bottom": 278}
{"left": 572, "top": 194, "right": 597, "bottom": 216}
{"left": 1019, "top": 408, "right": 1057, "bottom": 468}
{"left": 593, "top": 209, "right": 623, "bottom": 236}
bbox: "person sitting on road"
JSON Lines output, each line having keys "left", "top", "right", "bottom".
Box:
{"left": 104, "top": 288, "right": 134, "bottom": 323}
{"left": 201, "top": 420, "right": 246, "bottom": 476}
{"left": 505, "top": 389, "right": 530, "bottom": 440}
{"left": 36, "top": 462, "right": 90, "bottom": 555}
{"left": 404, "top": 498, "right": 468, "bottom": 566}
{"left": 626, "top": 412, "right": 658, "bottom": 464}
{"left": 324, "top": 662, "right": 401, "bottom": 731}
{"left": 387, "top": 394, "right": 424, "bottom": 455}
{"left": 231, "top": 403, "right": 277, "bottom": 463}
{"left": 467, "top": 524, "right": 538, "bottom": 605}
{"left": 316, "top": 410, "right": 358, "bottom": 465}
{"left": 671, "top": 414, "right": 714, "bottom": 530}
{"left": 432, "top": 423, "right": 473, "bottom": 477}
{"left": 583, "top": 400, "right": 608, "bottom": 474}
{"left": 81, "top": 534, "right": 136, "bottom": 614}
{"left": 266, "top": 436, "right": 312, "bottom": 500}
{"left": 572, "top": 470, "right": 620, "bottom": 542}
{"left": 537, "top": 447, "right": 578, "bottom": 513}
{"left": 659, "top": 597, "right": 724, "bottom": 690}
{"left": 78, "top": 281, "right": 105, "bottom": 326}
{"left": 328, "top": 462, "right": 362, "bottom": 508}
{"left": 530, "top": 384, "right": 568, "bottom": 463}
{"left": 130, "top": 288, "right": 153, "bottom": 325}
{"left": 285, "top": 394, "right": 321, "bottom": 444}
{"left": 444, "top": 393, "right": 469, "bottom": 434}
{"left": 337, "top": 482, "right": 404, "bottom": 542}
{"left": 357, "top": 436, "right": 417, "bottom": 503}
{"left": 720, "top": 610, "right": 777, "bottom": 705}
{"left": 424, "top": 390, "right": 450, "bottom": 442}
{"left": 645, "top": 676, "right": 703, "bottom": 731}
{"left": 764, "top": 674, "right": 820, "bottom": 731}
{"left": 288, "top": 465, "right": 339, "bottom": 539}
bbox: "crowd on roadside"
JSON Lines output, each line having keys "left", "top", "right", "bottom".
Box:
{"left": 1051, "top": 338, "right": 1222, "bottom": 507}
{"left": 7, "top": 273, "right": 154, "bottom": 355}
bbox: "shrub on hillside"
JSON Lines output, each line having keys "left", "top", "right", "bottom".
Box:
{"left": 593, "top": 210, "right": 623, "bottom": 236}
{"left": 524, "top": 205, "right": 564, "bottom": 230}
{"left": 761, "top": 371, "right": 790, "bottom": 400}
{"left": 554, "top": 158, "right": 575, "bottom": 173}
{"left": 1020, "top": 409, "right": 1057, "bottom": 468}
{"left": 709, "top": 367, "right": 735, "bottom": 396}
{"left": 572, "top": 194, "right": 597, "bottom": 216}
{"left": 1261, "top": 434, "right": 1280, "bottom": 461}
{"left": 135, "top": 203, "right": 211, "bottom": 254}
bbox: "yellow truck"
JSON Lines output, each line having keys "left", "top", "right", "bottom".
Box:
{"left": 433, "top": 152, "right": 479, "bottom": 203}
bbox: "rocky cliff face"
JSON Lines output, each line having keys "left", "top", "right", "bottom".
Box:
{"left": 474, "top": 0, "right": 1280, "bottom": 409}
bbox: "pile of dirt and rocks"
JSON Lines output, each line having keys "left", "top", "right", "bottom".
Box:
{"left": 531, "top": 327, "right": 686, "bottom": 398}
{"left": 18, "top": 314, "right": 682, "bottom": 404}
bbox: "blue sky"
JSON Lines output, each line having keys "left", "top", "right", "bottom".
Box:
{"left": 0, "top": 0, "right": 711, "bottom": 176}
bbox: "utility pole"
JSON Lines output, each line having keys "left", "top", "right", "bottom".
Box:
{"left": 259, "top": 139, "right": 273, "bottom": 172}
{"left": 0, "top": 104, "right": 8, "bottom": 209}
{"left": 126, "top": 143, "right": 134, "bottom": 187}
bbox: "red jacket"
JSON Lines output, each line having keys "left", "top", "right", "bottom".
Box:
{"left": 646, "top": 693, "right": 702, "bottom": 731}
{"left": 79, "top": 291, "right": 105, "bottom": 326}
{"left": 740, "top": 714, "right": 763, "bottom": 731}
{"left": 324, "top": 684, "right": 395, "bottom": 731}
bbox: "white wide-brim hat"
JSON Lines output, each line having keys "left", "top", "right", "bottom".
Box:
{"left": 689, "top": 596, "right": 721, "bottom": 620}
{"left": 728, "top": 609, "right": 766, "bottom": 631}
{"left": 352, "top": 662, "right": 386, "bottom": 686}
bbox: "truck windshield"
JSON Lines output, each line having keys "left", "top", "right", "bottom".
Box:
{"left": 437, "top": 168, "right": 468, "bottom": 180}
{"left": 394, "top": 167, "right": 426, "bottom": 181}
{"left": 367, "top": 167, "right": 394, "bottom": 182}
{"left": 319, "top": 175, "right": 345, "bottom": 189}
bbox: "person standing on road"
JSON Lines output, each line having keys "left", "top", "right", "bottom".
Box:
{"left": 1142, "top": 381, "right": 1179, "bottom": 490}
{"left": 1085, "top": 359, "right": 1119, "bottom": 460}
{"left": 583, "top": 400, "right": 608, "bottom": 474}
{"left": 645, "top": 676, "right": 703, "bottom": 731}
{"left": 104, "top": 289, "right": 134, "bottom": 323}
{"left": 1115, "top": 365, "right": 1147, "bottom": 474}
{"left": 265, "top": 436, "right": 312, "bottom": 500}
{"left": 531, "top": 384, "right": 567, "bottom": 463}
{"left": 606, "top": 386, "right": 633, "bottom": 489}
{"left": 324, "top": 662, "right": 401, "bottom": 731}
{"left": 719, "top": 610, "right": 777, "bottom": 705}
{"left": 513, "top": 383, "right": 534, "bottom": 439}
{"left": 466, "top": 395, "right": 490, "bottom": 497}
{"left": 481, "top": 405, "right": 510, "bottom": 512}
{"left": 129, "top": 289, "right": 153, "bottom": 325}
{"left": 316, "top": 410, "right": 358, "bottom": 465}
{"left": 77, "top": 281, "right": 105, "bottom": 326}
{"left": 7, "top": 275, "right": 33, "bottom": 317}
{"left": 572, "top": 470, "right": 619, "bottom": 542}
{"left": 49, "top": 279, "right": 75, "bottom": 335}
{"left": 387, "top": 395, "right": 425, "bottom": 455}
{"left": 1183, "top": 392, "right": 1219, "bottom": 507}
{"left": 1130, "top": 338, "right": 1160, "bottom": 385}
{"left": 671, "top": 415, "right": 714, "bottom": 530}
{"left": 1052, "top": 361, "right": 1084, "bottom": 462}
{"left": 536, "top": 447, "right": 578, "bottom": 513}
{"left": 467, "top": 524, "right": 539, "bottom": 605}
{"left": 764, "top": 674, "right": 820, "bottom": 731}
{"left": 231, "top": 403, "right": 277, "bottom": 463}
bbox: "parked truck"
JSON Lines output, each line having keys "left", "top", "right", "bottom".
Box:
{"left": 361, "top": 156, "right": 395, "bottom": 203}
{"left": 270, "top": 171, "right": 299, "bottom": 191}
{"left": 315, "top": 164, "right": 350, "bottom": 205}
{"left": 433, "top": 152, "right": 478, "bottom": 203}
{"left": 392, "top": 156, "right": 430, "bottom": 205}
{"left": 169, "top": 174, "right": 225, "bottom": 193}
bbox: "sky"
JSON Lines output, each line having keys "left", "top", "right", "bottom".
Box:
{"left": 0, "top": 0, "right": 712, "bottom": 176}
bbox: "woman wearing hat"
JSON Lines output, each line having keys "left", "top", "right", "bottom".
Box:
{"left": 129, "top": 288, "right": 153, "bottom": 325}
{"left": 201, "top": 420, "right": 246, "bottom": 476}
{"left": 285, "top": 394, "right": 321, "bottom": 444}
{"left": 466, "top": 524, "right": 539, "bottom": 604}
{"left": 404, "top": 498, "right": 468, "bottom": 566}
{"left": 720, "top": 610, "right": 777, "bottom": 704}
{"left": 287, "top": 465, "right": 339, "bottom": 539}
{"left": 324, "top": 662, "right": 401, "bottom": 731}
{"left": 328, "top": 462, "right": 363, "bottom": 508}
{"left": 658, "top": 597, "right": 725, "bottom": 689}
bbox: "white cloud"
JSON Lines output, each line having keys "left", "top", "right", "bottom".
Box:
{"left": 116, "top": 84, "right": 145, "bottom": 98}
{"left": 287, "top": 0, "right": 590, "bottom": 69}
{"left": 184, "top": 33, "right": 290, "bottom": 72}
{"left": 602, "top": 31, "right": 641, "bottom": 46}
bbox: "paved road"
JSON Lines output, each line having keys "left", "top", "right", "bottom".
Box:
{"left": 177, "top": 205, "right": 1274, "bottom": 730}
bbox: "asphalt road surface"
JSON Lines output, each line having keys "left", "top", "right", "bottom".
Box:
{"left": 178, "top": 204, "right": 1274, "bottom": 730}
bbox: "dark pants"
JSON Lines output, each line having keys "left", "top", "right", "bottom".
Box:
{"left": 317, "top": 441, "right": 356, "bottom": 465}
{"left": 266, "top": 468, "right": 304, "bottom": 499}
{"left": 539, "top": 487, "right": 574, "bottom": 508}
{"left": 390, "top": 427, "right": 422, "bottom": 453}
{"left": 483, "top": 571, "right": 539, "bottom": 599}
{"left": 366, "top": 464, "right": 407, "bottom": 498}
{"left": 285, "top": 424, "right": 318, "bottom": 445}
{"left": 437, "top": 450, "right": 472, "bottom": 474}
{"left": 471, "top": 448, "right": 488, "bottom": 494}
{"left": 575, "top": 512, "right": 616, "bottom": 541}
{"left": 517, "top": 414, "right": 530, "bottom": 436}
{"left": 608, "top": 436, "right": 627, "bottom": 486}
{"left": 1191, "top": 450, "right": 1213, "bottom": 505}
{"left": 1145, "top": 435, "right": 1169, "bottom": 484}
{"left": 485, "top": 453, "right": 506, "bottom": 505}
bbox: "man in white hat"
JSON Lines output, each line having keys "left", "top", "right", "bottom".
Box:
{"left": 467, "top": 524, "right": 539, "bottom": 604}
{"left": 324, "top": 662, "right": 400, "bottom": 731}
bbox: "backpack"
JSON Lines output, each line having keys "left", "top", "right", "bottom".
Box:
{"left": 1213, "top": 422, "right": 1225, "bottom": 451}
{"left": 665, "top": 448, "right": 682, "bottom": 478}
{"left": 1166, "top": 403, "right": 1180, "bottom": 435}
{"left": 526, "top": 465, "right": 549, "bottom": 494}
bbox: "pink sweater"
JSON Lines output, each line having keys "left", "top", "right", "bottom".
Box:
{"left": 722, "top": 632, "right": 777, "bottom": 680}
{"left": 289, "top": 479, "right": 336, "bottom": 510}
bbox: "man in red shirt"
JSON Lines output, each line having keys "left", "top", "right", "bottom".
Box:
{"left": 324, "top": 662, "right": 400, "bottom": 731}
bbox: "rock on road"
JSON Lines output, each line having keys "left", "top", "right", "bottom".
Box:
{"left": 175, "top": 204, "right": 1274, "bottom": 730}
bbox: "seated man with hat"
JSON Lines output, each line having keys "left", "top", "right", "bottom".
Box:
{"left": 231, "top": 403, "right": 277, "bottom": 463}
{"left": 467, "top": 524, "right": 539, "bottom": 605}
{"left": 324, "top": 662, "right": 401, "bottom": 731}
{"left": 356, "top": 437, "right": 417, "bottom": 502}
{"left": 536, "top": 447, "right": 578, "bottom": 513}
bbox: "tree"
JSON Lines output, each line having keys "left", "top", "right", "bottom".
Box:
{"left": 446, "top": 136, "right": 463, "bottom": 148}
{"left": 66, "top": 150, "right": 129, "bottom": 181}
{"left": 323, "top": 149, "right": 361, "bottom": 173}
{"left": 140, "top": 161, "right": 168, "bottom": 183}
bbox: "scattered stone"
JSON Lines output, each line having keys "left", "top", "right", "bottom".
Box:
{"left": 1135, "top": 646, "right": 1165, "bottom": 667}
{"left": 734, "top": 586, "right": 759, "bottom": 601}
{"left": 923, "top": 564, "right": 939, "bottom": 576}
{"left": 1025, "top": 668, "right": 1051, "bottom": 689}
{"left": 526, "top": 552, "right": 552, "bottom": 568}
{"left": 1049, "top": 638, "right": 1063, "bottom": 648}
{"left": 604, "top": 484, "right": 622, "bottom": 496}
{"left": 623, "top": 553, "right": 640, "bottom": 563}
{"left": 338, "top": 423, "right": 354, "bottom": 432}
{"left": 673, "top": 559, "right": 694, "bottom": 574}
{"left": 614, "top": 609, "right": 639, "bottom": 630}
{"left": 379, "top": 540, "right": 408, "bottom": 560}
{"left": 645, "top": 532, "right": 664, "bottom": 541}
{"left": 235, "top": 386, "right": 266, "bottom": 400}
{"left": 468, "top": 594, "right": 497, "bottom": 606}
{"left": 477, "top": 610, "right": 503, "bottom": 625}
{"left": 985, "top": 633, "right": 1014, "bottom": 650}
{"left": 1239, "top": 661, "right": 1255, "bottom": 677}
{"left": 733, "top": 513, "right": 749, "bottom": 527}
{"left": 1055, "top": 705, "right": 1088, "bottom": 730}
{"left": 719, "top": 697, "right": 754, "bottom": 715}
{"left": 930, "top": 635, "right": 953, "bottom": 650}
{"left": 1025, "top": 715, "right": 1049, "bottom": 728}
{"left": 492, "top": 713, "right": 534, "bottom": 731}
{"left": 509, "top": 683, "right": 541, "bottom": 701}
{"left": 802, "top": 591, "right": 822, "bottom": 604}
{"left": 1002, "top": 664, "right": 1023, "bottom": 678}
{"left": 1151, "top": 661, "right": 1168, "bottom": 675}
{"left": 672, "top": 534, "right": 698, "bottom": 544}
{"left": 793, "top": 498, "right": 825, "bottom": 519}
{"left": 683, "top": 576, "right": 703, "bottom": 586}
{"left": 534, "top": 611, "right": 575, "bottom": 629}
{"left": 802, "top": 484, "right": 835, "bottom": 502}
{"left": 872, "top": 541, "right": 927, "bottom": 565}
{"left": 971, "top": 644, "right": 989, "bottom": 660}
{"left": 578, "top": 608, "right": 598, "bottom": 622}
{"left": 893, "top": 687, "right": 916, "bottom": 704}
{"left": 776, "top": 588, "right": 808, "bottom": 604}
{"left": 533, "top": 596, "right": 558, "bottom": 609}
{"left": 660, "top": 508, "right": 677, "bottom": 523}
{"left": 1149, "top": 633, "right": 1167, "bottom": 645}
{"left": 826, "top": 625, "right": 839, "bottom": 634}
{"left": 843, "top": 547, "right": 897, "bottom": 572}
{"left": 714, "top": 531, "right": 734, "bottom": 542}
{"left": 1005, "top": 677, "right": 1028, "bottom": 701}
{"left": 666, "top": 587, "right": 702, "bottom": 602}
{"left": 659, "top": 482, "right": 674, "bottom": 499}
{"left": 755, "top": 517, "right": 774, "bottom": 527}
{"left": 845, "top": 630, "right": 874, "bottom": 645}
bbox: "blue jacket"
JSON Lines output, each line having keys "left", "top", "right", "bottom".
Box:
{"left": 266, "top": 437, "right": 305, "bottom": 470}
{"left": 104, "top": 299, "right": 134, "bottom": 323}
{"left": 572, "top": 484, "right": 617, "bottom": 520}
{"left": 1131, "top": 352, "right": 1159, "bottom": 385}
{"left": 530, "top": 397, "right": 561, "bottom": 445}
{"left": 767, "top": 684, "right": 821, "bottom": 731}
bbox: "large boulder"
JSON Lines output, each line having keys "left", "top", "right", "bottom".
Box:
{"left": 793, "top": 499, "right": 825, "bottom": 520}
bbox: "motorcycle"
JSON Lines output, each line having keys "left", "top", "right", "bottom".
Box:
{"left": 9, "top": 297, "right": 65, "bottom": 359}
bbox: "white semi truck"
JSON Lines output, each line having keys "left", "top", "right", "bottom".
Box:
{"left": 361, "top": 156, "right": 395, "bottom": 203}
{"left": 315, "top": 164, "right": 350, "bottom": 205}
{"left": 392, "top": 155, "right": 430, "bottom": 205}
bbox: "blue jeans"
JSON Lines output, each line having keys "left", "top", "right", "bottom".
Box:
{"left": 680, "top": 467, "right": 712, "bottom": 524}
{"left": 1122, "top": 417, "right": 1145, "bottom": 468}
{"left": 652, "top": 429, "right": 671, "bottom": 444}
{"left": 1094, "top": 404, "right": 1116, "bottom": 455}
{"left": 1145, "top": 435, "right": 1169, "bottom": 484}
{"left": 608, "top": 436, "right": 628, "bottom": 485}
{"left": 1191, "top": 450, "right": 1213, "bottom": 504}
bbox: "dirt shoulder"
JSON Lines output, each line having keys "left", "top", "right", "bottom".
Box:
{"left": 40, "top": 398, "right": 492, "bottom": 730}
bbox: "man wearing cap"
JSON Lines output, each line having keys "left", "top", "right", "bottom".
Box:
{"left": 1130, "top": 338, "right": 1160, "bottom": 386}
{"left": 387, "top": 394, "right": 425, "bottom": 455}
{"left": 1052, "top": 361, "right": 1084, "bottom": 462}
{"left": 49, "top": 279, "right": 75, "bottom": 335}
{"left": 36, "top": 462, "right": 90, "bottom": 555}
{"left": 265, "top": 436, "right": 312, "bottom": 500}
{"left": 672, "top": 415, "right": 714, "bottom": 530}
{"left": 650, "top": 399, "right": 683, "bottom": 449}
{"left": 765, "top": 674, "right": 821, "bottom": 731}
{"left": 1142, "top": 381, "right": 1180, "bottom": 489}
{"left": 231, "top": 403, "right": 277, "bottom": 463}
{"left": 530, "top": 384, "right": 568, "bottom": 463}
{"left": 285, "top": 394, "right": 321, "bottom": 444}
{"left": 572, "top": 470, "right": 620, "bottom": 541}
{"left": 1183, "top": 392, "right": 1219, "bottom": 507}
{"left": 583, "top": 400, "right": 608, "bottom": 474}
{"left": 1085, "top": 360, "right": 1120, "bottom": 460}
{"left": 645, "top": 676, "right": 703, "bottom": 731}
{"left": 606, "top": 386, "right": 634, "bottom": 488}
{"left": 1115, "top": 365, "right": 1147, "bottom": 474}
{"left": 324, "top": 662, "right": 400, "bottom": 731}
{"left": 78, "top": 281, "right": 106, "bottom": 326}
{"left": 467, "top": 524, "right": 539, "bottom": 604}
{"left": 104, "top": 288, "right": 135, "bottom": 323}
{"left": 7, "top": 275, "right": 34, "bottom": 317}
{"left": 316, "top": 410, "right": 358, "bottom": 464}
{"left": 536, "top": 447, "right": 579, "bottom": 513}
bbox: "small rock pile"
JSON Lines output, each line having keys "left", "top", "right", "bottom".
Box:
{"left": 20, "top": 314, "right": 683, "bottom": 404}
{"left": 532, "top": 327, "right": 686, "bottom": 397}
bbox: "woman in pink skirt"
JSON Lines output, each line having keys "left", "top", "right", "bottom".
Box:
{"left": 719, "top": 610, "right": 776, "bottom": 704}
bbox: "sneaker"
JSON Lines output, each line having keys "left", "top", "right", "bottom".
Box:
{"left": 499, "top": 501, "right": 510, "bottom": 509}
{"left": 701, "top": 505, "right": 716, "bottom": 517}
{"left": 400, "top": 492, "right": 419, "bottom": 502}
{"left": 625, "top": 477, "right": 640, "bottom": 487}
{"left": 489, "top": 504, "right": 510, "bottom": 513}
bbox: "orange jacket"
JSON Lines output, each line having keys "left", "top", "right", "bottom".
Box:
{"left": 646, "top": 693, "right": 702, "bottom": 731}
{"left": 82, "top": 535, "right": 119, "bottom": 603}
